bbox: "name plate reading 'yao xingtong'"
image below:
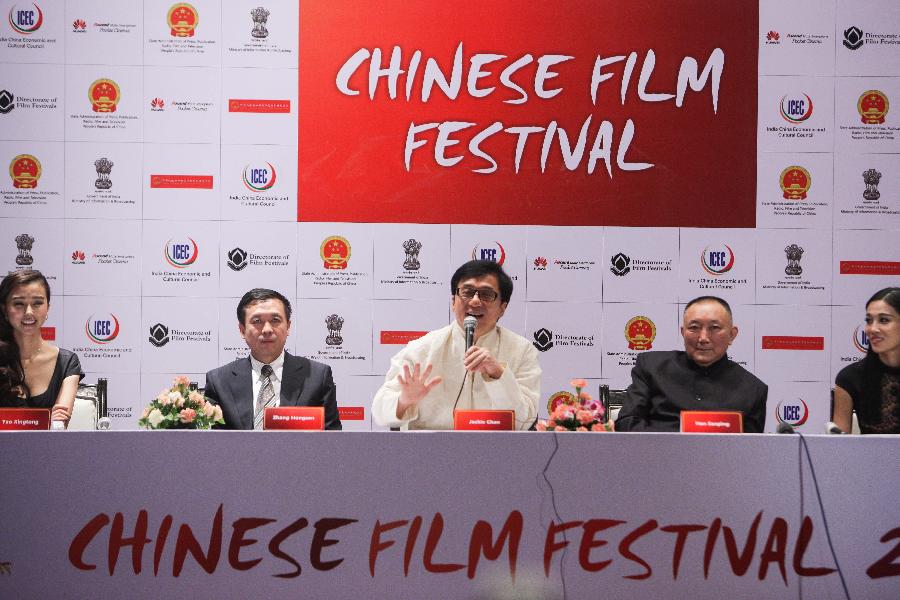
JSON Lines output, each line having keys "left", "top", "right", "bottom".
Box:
{"left": 264, "top": 407, "right": 324, "bottom": 430}
{"left": 454, "top": 410, "right": 514, "bottom": 431}
{"left": 680, "top": 410, "right": 744, "bottom": 433}
{"left": 0, "top": 408, "right": 51, "bottom": 431}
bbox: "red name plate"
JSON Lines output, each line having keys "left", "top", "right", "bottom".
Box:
{"left": 680, "top": 411, "right": 744, "bottom": 433}
{"left": 0, "top": 408, "right": 51, "bottom": 431}
{"left": 453, "top": 410, "right": 514, "bottom": 431}
{"left": 264, "top": 407, "right": 325, "bottom": 430}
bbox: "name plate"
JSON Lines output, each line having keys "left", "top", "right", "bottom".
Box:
{"left": 264, "top": 407, "right": 325, "bottom": 430}
{"left": 680, "top": 411, "right": 744, "bottom": 433}
{"left": 453, "top": 410, "right": 514, "bottom": 431}
{"left": 0, "top": 408, "right": 51, "bottom": 431}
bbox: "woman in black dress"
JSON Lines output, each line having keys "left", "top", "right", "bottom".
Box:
{"left": 833, "top": 287, "right": 900, "bottom": 434}
{"left": 0, "top": 270, "right": 83, "bottom": 426}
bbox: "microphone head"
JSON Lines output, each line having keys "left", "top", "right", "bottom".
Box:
{"left": 97, "top": 417, "right": 111, "bottom": 431}
{"left": 776, "top": 422, "right": 795, "bottom": 434}
{"left": 463, "top": 316, "right": 477, "bottom": 331}
{"left": 826, "top": 421, "right": 844, "bottom": 435}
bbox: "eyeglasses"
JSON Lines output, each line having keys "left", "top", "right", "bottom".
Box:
{"left": 456, "top": 287, "right": 499, "bottom": 303}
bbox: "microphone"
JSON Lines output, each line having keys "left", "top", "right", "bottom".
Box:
{"left": 776, "top": 422, "right": 795, "bottom": 434}
{"left": 51, "top": 420, "right": 65, "bottom": 431}
{"left": 826, "top": 422, "right": 845, "bottom": 435}
{"left": 464, "top": 316, "right": 477, "bottom": 350}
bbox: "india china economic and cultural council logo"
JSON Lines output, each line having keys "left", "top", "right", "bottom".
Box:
{"left": 85, "top": 314, "right": 120, "bottom": 345}
{"left": 8, "top": 3, "right": 43, "bottom": 34}
{"left": 243, "top": 162, "right": 276, "bottom": 192}
{"left": 775, "top": 397, "right": 809, "bottom": 429}
{"left": 853, "top": 326, "right": 870, "bottom": 354}
{"left": 472, "top": 242, "right": 506, "bottom": 265}
{"left": 700, "top": 244, "right": 735, "bottom": 276}
{"left": 164, "top": 238, "right": 199, "bottom": 268}
{"left": 780, "top": 94, "right": 813, "bottom": 124}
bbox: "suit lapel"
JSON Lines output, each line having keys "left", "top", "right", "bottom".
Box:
{"left": 280, "top": 352, "right": 307, "bottom": 407}
{"left": 230, "top": 358, "right": 254, "bottom": 429}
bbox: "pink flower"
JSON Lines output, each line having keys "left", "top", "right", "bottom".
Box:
{"left": 554, "top": 426, "right": 568, "bottom": 432}
{"left": 173, "top": 375, "right": 191, "bottom": 387}
{"left": 173, "top": 393, "right": 184, "bottom": 408}
{"left": 578, "top": 391, "right": 592, "bottom": 402}
{"left": 546, "top": 420, "right": 556, "bottom": 428}
{"left": 591, "top": 422, "right": 608, "bottom": 432}
{"left": 553, "top": 406, "right": 575, "bottom": 422}
{"left": 536, "top": 421, "right": 548, "bottom": 432}
{"left": 179, "top": 408, "right": 197, "bottom": 424}
{"left": 576, "top": 410, "right": 594, "bottom": 425}
{"left": 570, "top": 379, "right": 588, "bottom": 389}
{"left": 576, "top": 426, "right": 588, "bottom": 432}
{"left": 213, "top": 405, "right": 223, "bottom": 422}
{"left": 157, "top": 390, "right": 170, "bottom": 405}
{"left": 201, "top": 402, "right": 216, "bottom": 418}
{"left": 141, "top": 407, "right": 150, "bottom": 419}
{"left": 188, "top": 391, "right": 205, "bottom": 405}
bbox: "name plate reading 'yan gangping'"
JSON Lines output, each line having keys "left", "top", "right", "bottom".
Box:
{"left": 264, "top": 407, "right": 325, "bottom": 430}
{"left": 454, "top": 410, "right": 514, "bottom": 431}
{"left": 680, "top": 411, "right": 744, "bottom": 433}
{"left": 0, "top": 408, "right": 51, "bottom": 431}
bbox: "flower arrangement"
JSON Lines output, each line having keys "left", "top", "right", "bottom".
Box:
{"left": 139, "top": 376, "right": 224, "bottom": 430}
{"left": 537, "top": 379, "right": 612, "bottom": 432}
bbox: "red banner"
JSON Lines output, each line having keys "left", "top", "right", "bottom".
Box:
{"left": 761, "top": 336, "right": 825, "bottom": 351}
{"left": 149, "top": 175, "right": 214, "bottom": 189}
{"left": 839, "top": 261, "right": 900, "bottom": 275}
{"left": 380, "top": 330, "right": 429, "bottom": 345}
{"left": 298, "top": 1, "right": 757, "bottom": 226}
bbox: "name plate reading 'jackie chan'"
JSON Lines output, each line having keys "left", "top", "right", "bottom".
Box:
{"left": 0, "top": 408, "right": 51, "bottom": 431}
{"left": 453, "top": 410, "right": 514, "bottom": 431}
{"left": 680, "top": 410, "right": 744, "bottom": 433}
{"left": 264, "top": 407, "right": 325, "bottom": 430}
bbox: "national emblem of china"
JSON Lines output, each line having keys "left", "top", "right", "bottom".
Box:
{"left": 88, "top": 78, "right": 121, "bottom": 113}
{"left": 625, "top": 316, "right": 656, "bottom": 351}
{"left": 547, "top": 391, "right": 577, "bottom": 415}
{"left": 779, "top": 166, "right": 811, "bottom": 200}
{"left": 9, "top": 154, "right": 41, "bottom": 188}
{"left": 320, "top": 236, "right": 351, "bottom": 270}
{"left": 168, "top": 3, "right": 199, "bottom": 37}
{"left": 857, "top": 90, "right": 889, "bottom": 125}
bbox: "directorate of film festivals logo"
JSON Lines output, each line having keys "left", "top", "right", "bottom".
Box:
{"left": 164, "top": 237, "right": 199, "bottom": 269}
{"left": 88, "top": 79, "right": 121, "bottom": 113}
{"left": 780, "top": 166, "right": 811, "bottom": 200}
{"left": 858, "top": 90, "right": 889, "bottom": 125}
{"left": 226, "top": 247, "right": 248, "bottom": 271}
{"left": 85, "top": 314, "right": 120, "bottom": 344}
{"left": 9, "top": 154, "right": 41, "bottom": 188}
{"left": 610, "top": 252, "right": 631, "bottom": 276}
{"left": 321, "top": 236, "right": 350, "bottom": 270}
{"left": 168, "top": 3, "right": 198, "bottom": 37}
{"left": 0, "top": 90, "right": 15, "bottom": 114}
{"left": 242, "top": 162, "right": 276, "bottom": 192}
{"left": 775, "top": 397, "right": 809, "bottom": 428}
{"left": 843, "top": 26, "right": 864, "bottom": 50}
{"left": 533, "top": 328, "right": 553, "bottom": 352}
{"left": 8, "top": 3, "right": 43, "bottom": 34}
{"left": 149, "top": 323, "right": 170, "bottom": 347}
{"left": 701, "top": 244, "right": 735, "bottom": 276}
{"left": 780, "top": 94, "right": 813, "bottom": 124}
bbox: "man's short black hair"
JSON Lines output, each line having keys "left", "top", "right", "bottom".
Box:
{"left": 237, "top": 288, "right": 292, "bottom": 323}
{"left": 683, "top": 295, "right": 732, "bottom": 318}
{"left": 450, "top": 260, "right": 513, "bottom": 304}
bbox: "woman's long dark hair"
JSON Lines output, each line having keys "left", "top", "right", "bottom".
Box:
{"left": 0, "top": 270, "right": 51, "bottom": 404}
{"left": 860, "top": 287, "right": 900, "bottom": 422}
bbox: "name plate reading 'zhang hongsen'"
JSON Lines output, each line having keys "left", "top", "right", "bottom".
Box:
{"left": 454, "top": 410, "right": 514, "bottom": 431}
{"left": 264, "top": 407, "right": 324, "bottom": 431}
{"left": 680, "top": 411, "right": 744, "bottom": 434}
{"left": 0, "top": 408, "right": 51, "bottom": 431}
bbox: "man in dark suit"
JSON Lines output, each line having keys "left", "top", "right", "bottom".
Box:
{"left": 204, "top": 288, "right": 341, "bottom": 430}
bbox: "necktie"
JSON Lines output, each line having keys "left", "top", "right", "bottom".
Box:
{"left": 254, "top": 364, "right": 275, "bottom": 430}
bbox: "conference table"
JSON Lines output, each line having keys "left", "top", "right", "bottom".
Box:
{"left": 1, "top": 431, "right": 898, "bottom": 599}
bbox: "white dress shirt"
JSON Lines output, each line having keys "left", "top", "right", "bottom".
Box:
{"left": 249, "top": 351, "right": 285, "bottom": 417}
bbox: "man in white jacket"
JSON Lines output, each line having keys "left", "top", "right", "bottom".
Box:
{"left": 372, "top": 260, "right": 540, "bottom": 430}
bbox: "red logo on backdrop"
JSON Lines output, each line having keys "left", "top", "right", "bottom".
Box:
{"left": 547, "top": 391, "right": 576, "bottom": 414}
{"left": 766, "top": 31, "right": 780, "bottom": 42}
{"left": 72, "top": 250, "right": 85, "bottom": 263}
{"left": 857, "top": 90, "right": 889, "bottom": 124}
{"left": 167, "top": 3, "right": 198, "bottom": 37}
{"left": 338, "top": 407, "right": 365, "bottom": 421}
{"left": 72, "top": 19, "right": 86, "bottom": 31}
{"left": 297, "top": 2, "right": 758, "bottom": 227}
{"left": 625, "top": 316, "right": 656, "bottom": 350}
{"left": 761, "top": 336, "right": 824, "bottom": 351}
{"left": 779, "top": 166, "right": 811, "bottom": 200}
{"left": 839, "top": 261, "right": 900, "bottom": 276}
{"left": 88, "top": 79, "right": 120, "bottom": 113}
{"left": 9, "top": 154, "right": 41, "bottom": 188}
{"left": 380, "top": 330, "right": 428, "bottom": 344}
{"left": 151, "top": 97, "right": 165, "bottom": 110}
{"left": 533, "top": 256, "right": 548, "bottom": 269}
{"left": 150, "top": 174, "right": 213, "bottom": 189}
{"left": 40, "top": 326, "right": 55, "bottom": 341}
{"left": 321, "top": 236, "right": 351, "bottom": 269}
{"left": 228, "top": 99, "right": 291, "bottom": 113}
